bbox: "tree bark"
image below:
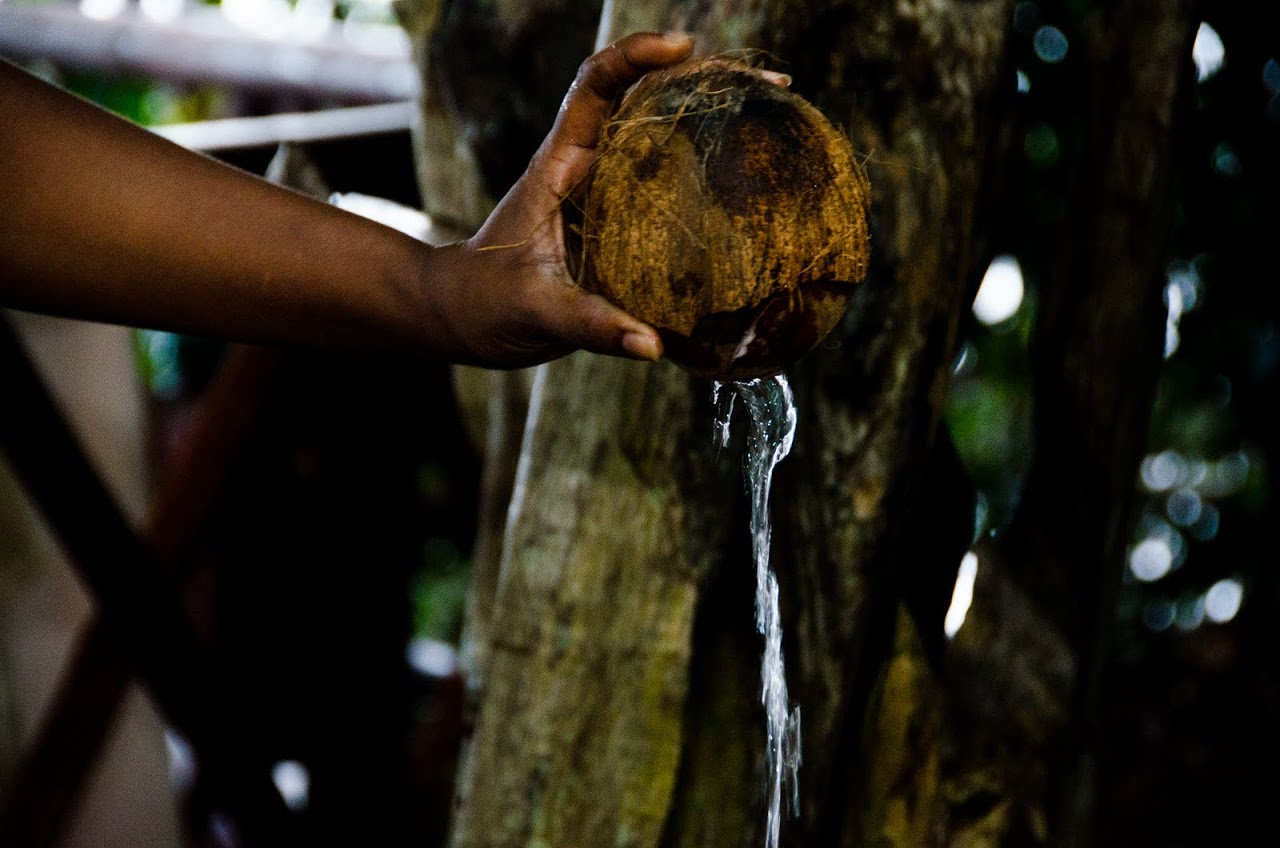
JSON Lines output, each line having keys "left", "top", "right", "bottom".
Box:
{"left": 405, "top": 1, "right": 1191, "bottom": 845}
{"left": 451, "top": 357, "right": 734, "bottom": 848}
{"left": 397, "top": 0, "right": 585, "bottom": 694}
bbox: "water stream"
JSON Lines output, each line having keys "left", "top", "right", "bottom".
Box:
{"left": 713, "top": 375, "right": 801, "bottom": 848}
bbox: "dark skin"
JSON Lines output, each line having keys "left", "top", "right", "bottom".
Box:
{"left": 0, "top": 32, "right": 698, "bottom": 368}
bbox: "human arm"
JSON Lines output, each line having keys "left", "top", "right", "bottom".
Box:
{"left": 0, "top": 32, "right": 695, "bottom": 367}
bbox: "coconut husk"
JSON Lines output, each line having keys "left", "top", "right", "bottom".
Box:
{"left": 569, "top": 59, "right": 870, "bottom": 380}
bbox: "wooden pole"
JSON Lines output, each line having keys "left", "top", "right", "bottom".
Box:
{"left": 0, "top": 2, "right": 416, "bottom": 103}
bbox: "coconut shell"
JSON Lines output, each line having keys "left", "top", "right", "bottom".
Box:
{"left": 569, "top": 60, "right": 870, "bottom": 380}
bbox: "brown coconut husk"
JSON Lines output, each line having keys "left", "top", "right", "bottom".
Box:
{"left": 568, "top": 59, "right": 871, "bottom": 380}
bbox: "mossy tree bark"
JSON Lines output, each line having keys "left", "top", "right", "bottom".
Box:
{"left": 401, "top": 1, "right": 1196, "bottom": 845}
{"left": 396, "top": 0, "right": 595, "bottom": 691}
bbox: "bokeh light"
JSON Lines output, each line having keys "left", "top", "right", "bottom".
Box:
{"left": 330, "top": 191, "right": 430, "bottom": 240}
{"left": 79, "top": 0, "right": 127, "bottom": 22}
{"left": 1142, "top": 450, "right": 1188, "bottom": 492}
{"left": 1032, "top": 25, "right": 1068, "bottom": 64}
{"left": 1024, "top": 121, "right": 1060, "bottom": 165}
{"left": 1163, "top": 259, "right": 1203, "bottom": 358}
{"left": 1213, "top": 142, "right": 1243, "bottom": 177}
{"left": 1264, "top": 58, "right": 1280, "bottom": 93}
{"left": 1142, "top": 598, "right": 1176, "bottom": 632}
{"left": 221, "top": 0, "right": 293, "bottom": 40}
{"left": 1166, "top": 488, "right": 1203, "bottom": 527}
{"left": 139, "top": 0, "right": 184, "bottom": 24}
{"left": 1174, "top": 594, "right": 1206, "bottom": 631}
{"left": 1204, "top": 578, "right": 1244, "bottom": 623}
{"left": 1130, "top": 537, "right": 1174, "bottom": 582}
{"left": 407, "top": 636, "right": 458, "bottom": 678}
{"left": 1165, "top": 277, "right": 1184, "bottom": 358}
{"left": 164, "top": 729, "right": 196, "bottom": 791}
{"left": 1193, "top": 22, "right": 1226, "bottom": 82}
{"left": 973, "top": 255, "right": 1025, "bottom": 325}
{"left": 272, "top": 760, "right": 311, "bottom": 812}
{"left": 944, "top": 552, "right": 979, "bottom": 640}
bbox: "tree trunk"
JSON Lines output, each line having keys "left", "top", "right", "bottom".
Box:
{"left": 402, "top": 1, "right": 1194, "bottom": 845}
{"left": 397, "top": 0, "right": 581, "bottom": 692}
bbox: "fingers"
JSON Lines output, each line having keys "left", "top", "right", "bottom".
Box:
{"left": 538, "top": 283, "right": 663, "bottom": 362}
{"left": 504, "top": 32, "right": 692, "bottom": 242}
{"left": 554, "top": 32, "right": 693, "bottom": 152}
{"left": 535, "top": 32, "right": 693, "bottom": 198}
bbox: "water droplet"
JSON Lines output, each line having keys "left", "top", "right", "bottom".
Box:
{"left": 711, "top": 381, "right": 736, "bottom": 451}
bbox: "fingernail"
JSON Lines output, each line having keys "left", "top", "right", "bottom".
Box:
{"left": 662, "top": 31, "right": 694, "bottom": 47}
{"left": 622, "top": 331, "right": 661, "bottom": 362}
{"left": 761, "top": 70, "right": 792, "bottom": 88}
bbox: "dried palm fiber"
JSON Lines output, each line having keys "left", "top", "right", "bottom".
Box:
{"left": 567, "top": 59, "right": 870, "bottom": 379}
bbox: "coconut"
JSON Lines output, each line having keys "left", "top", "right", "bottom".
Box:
{"left": 568, "top": 60, "right": 870, "bottom": 380}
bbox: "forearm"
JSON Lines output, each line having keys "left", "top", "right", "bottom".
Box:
{"left": 0, "top": 60, "right": 449, "bottom": 354}
{"left": 1, "top": 33, "right": 690, "bottom": 368}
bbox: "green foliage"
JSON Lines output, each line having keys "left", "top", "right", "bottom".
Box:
{"left": 60, "top": 69, "right": 221, "bottom": 126}
{"left": 947, "top": 293, "right": 1035, "bottom": 535}
{"left": 410, "top": 536, "right": 470, "bottom": 644}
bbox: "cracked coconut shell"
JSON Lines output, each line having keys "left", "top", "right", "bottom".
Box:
{"left": 568, "top": 60, "right": 870, "bottom": 380}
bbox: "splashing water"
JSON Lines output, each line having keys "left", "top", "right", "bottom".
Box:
{"left": 714, "top": 375, "right": 802, "bottom": 848}
{"left": 711, "top": 380, "right": 737, "bottom": 451}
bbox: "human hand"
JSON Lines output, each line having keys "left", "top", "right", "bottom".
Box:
{"left": 430, "top": 31, "right": 695, "bottom": 369}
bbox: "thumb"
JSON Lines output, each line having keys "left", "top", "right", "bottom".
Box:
{"left": 539, "top": 284, "right": 663, "bottom": 362}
